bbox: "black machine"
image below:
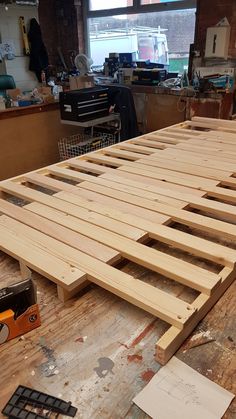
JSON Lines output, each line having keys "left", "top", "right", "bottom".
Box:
{"left": 132, "top": 68, "right": 167, "bottom": 85}
{"left": 59, "top": 86, "right": 110, "bottom": 122}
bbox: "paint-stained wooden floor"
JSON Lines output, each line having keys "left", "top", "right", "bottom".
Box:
{"left": 0, "top": 252, "right": 235, "bottom": 419}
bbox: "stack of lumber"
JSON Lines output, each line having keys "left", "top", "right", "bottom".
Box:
{"left": 0, "top": 116, "right": 235, "bottom": 364}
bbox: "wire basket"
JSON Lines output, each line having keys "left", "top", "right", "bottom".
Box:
{"left": 58, "top": 132, "right": 116, "bottom": 161}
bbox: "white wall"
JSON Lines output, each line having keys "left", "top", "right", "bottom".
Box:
{"left": 0, "top": 4, "right": 39, "bottom": 91}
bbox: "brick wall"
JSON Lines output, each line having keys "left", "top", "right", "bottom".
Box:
{"left": 38, "top": 0, "right": 85, "bottom": 67}
{"left": 195, "top": 0, "right": 236, "bottom": 59}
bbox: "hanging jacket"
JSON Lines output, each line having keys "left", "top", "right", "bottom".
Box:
{"left": 108, "top": 85, "right": 139, "bottom": 141}
{"left": 28, "top": 18, "right": 49, "bottom": 82}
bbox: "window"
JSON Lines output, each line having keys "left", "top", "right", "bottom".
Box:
{"left": 89, "top": 0, "right": 133, "bottom": 11}
{"left": 85, "top": 1, "right": 196, "bottom": 74}
{"left": 141, "top": 1, "right": 180, "bottom": 3}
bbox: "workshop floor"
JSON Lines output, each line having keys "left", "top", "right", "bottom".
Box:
{"left": 0, "top": 252, "right": 235, "bottom": 419}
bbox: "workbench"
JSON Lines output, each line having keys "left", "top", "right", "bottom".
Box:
{"left": 0, "top": 116, "right": 235, "bottom": 418}
{"left": 131, "top": 85, "right": 233, "bottom": 133}
{"left": 0, "top": 102, "right": 79, "bottom": 181}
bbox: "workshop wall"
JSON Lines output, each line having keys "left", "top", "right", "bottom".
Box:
{"left": 39, "top": 0, "right": 85, "bottom": 69}
{"left": 195, "top": 0, "right": 236, "bottom": 59}
{"left": 0, "top": 4, "right": 38, "bottom": 90}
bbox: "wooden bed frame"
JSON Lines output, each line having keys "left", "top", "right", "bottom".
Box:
{"left": 0, "top": 116, "right": 235, "bottom": 364}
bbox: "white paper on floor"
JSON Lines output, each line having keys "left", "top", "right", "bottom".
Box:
{"left": 133, "top": 357, "right": 234, "bottom": 419}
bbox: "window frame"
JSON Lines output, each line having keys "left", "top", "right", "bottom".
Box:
{"left": 83, "top": 0, "right": 197, "bottom": 58}
{"left": 85, "top": 0, "right": 196, "bottom": 18}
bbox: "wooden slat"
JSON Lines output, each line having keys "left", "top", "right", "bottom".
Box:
{"left": 160, "top": 148, "right": 236, "bottom": 172}
{"left": 65, "top": 160, "right": 206, "bottom": 197}
{"left": 72, "top": 182, "right": 236, "bottom": 240}
{"left": 103, "top": 148, "right": 144, "bottom": 161}
{"left": 0, "top": 215, "right": 195, "bottom": 329}
{"left": 77, "top": 155, "right": 218, "bottom": 190}
{"left": 19, "top": 176, "right": 236, "bottom": 268}
{"left": 38, "top": 168, "right": 236, "bottom": 222}
{"left": 25, "top": 201, "right": 222, "bottom": 294}
{"left": 0, "top": 199, "right": 119, "bottom": 264}
{"left": 142, "top": 133, "right": 180, "bottom": 144}
{"left": 0, "top": 187, "right": 221, "bottom": 295}
{"left": 164, "top": 127, "right": 202, "bottom": 136}
{"left": 186, "top": 120, "right": 236, "bottom": 133}
{"left": 174, "top": 142, "right": 236, "bottom": 159}
{"left": 137, "top": 154, "right": 231, "bottom": 180}
{"left": 26, "top": 174, "right": 236, "bottom": 267}
{"left": 192, "top": 116, "right": 236, "bottom": 129}
{"left": 188, "top": 138, "right": 236, "bottom": 153}
{"left": 116, "top": 142, "right": 155, "bottom": 155}
{"left": 26, "top": 172, "right": 185, "bottom": 209}
{"left": 130, "top": 138, "right": 167, "bottom": 149}
{"left": 0, "top": 181, "right": 146, "bottom": 241}
{"left": 0, "top": 218, "right": 87, "bottom": 288}
{"left": 22, "top": 173, "right": 236, "bottom": 267}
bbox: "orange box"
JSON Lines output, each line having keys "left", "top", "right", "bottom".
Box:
{"left": 0, "top": 279, "right": 41, "bottom": 344}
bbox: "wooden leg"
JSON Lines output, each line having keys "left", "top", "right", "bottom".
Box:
{"left": 57, "top": 280, "right": 90, "bottom": 303}
{"left": 19, "top": 260, "right": 32, "bottom": 280}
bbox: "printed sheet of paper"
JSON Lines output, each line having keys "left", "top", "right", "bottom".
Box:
{"left": 133, "top": 357, "right": 234, "bottom": 419}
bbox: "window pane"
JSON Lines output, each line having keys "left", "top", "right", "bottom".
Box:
{"left": 89, "top": 0, "right": 133, "bottom": 11}
{"left": 141, "top": 0, "right": 179, "bottom": 4}
{"left": 88, "top": 9, "right": 195, "bottom": 74}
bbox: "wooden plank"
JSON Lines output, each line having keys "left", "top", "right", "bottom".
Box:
{"left": 57, "top": 282, "right": 90, "bottom": 302}
{"left": 0, "top": 199, "right": 120, "bottom": 265}
{"left": 161, "top": 148, "right": 236, "bottom": 172}
{"left": 201, "top": 130, "right": 236, "bottom": 143}
{"left": 129, "top": 138, "right": 168, "bottom": 149}
{"left": 116, "top": 143, "right": 155, "bottom": 155}
{"left": 196, "top": 133, "right": 236, "bottom": 146}
{"left": 96, "top": 173, "right": 236, "bottom": 222}
{"left": 25, "top": 201, "right": 222, "bottom": 295}
{"left": 65, "top": 160, "right": 206, "bottom": 197}
{"left": 192, "top": 116, "right": 236, "bottom": 129}
{"left": 174, "top": 142, "right": 236, "bottom": 159}
{"left": 70, "top": 182, "right": 236, "bottom": 240}
{"left": 142, "top": 134, "right": 180, "bottom": 144}
{"left": 0, "top": 215, "right": 195, "bottom": 329}
{"left": 17, "top": 173, "right": 236, "bottom": 267}
{"left": 118, "top": 163, "right": 218, "bottom": 190}
{"left": 99, "top": 171, "right": 206, "bottom": 201}
{"left": 136, "top": 155, "right": 231, "bottom": 180}
{"left": 205, "top": 186, "right": 236, "bottom": 204}
{"left": 47, "top": 167, "right": 236, "bottom": 222}
{"left": 0, "top": 181, "right": 146, "bottom": 242}
{"left": 188, "top": 138, "right": 236, "bottom": 153}
{"left": 79, "top": 154, "right": 218, "bottom": 190}
{"left": 26, "top": 172, "right": 185, "bottom": 209}
{"left": 186, "top": 120, "right": 236, "bottom": 134}
{"left": 154, "top": 131, "right": 196, "bottom": 140}
{"left": 164, "top": 127, "right": 202, "bottom": 136}
{"left": 156, "top": 267, "right": 236, "bottom": 364}
{"left": 0, "top": 218, "right": 87, "bottom": 288}
{"left": 103, "top": 148, "right": 144, "bottom": 161}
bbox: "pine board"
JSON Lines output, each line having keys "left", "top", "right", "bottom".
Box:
{"left": 0, "top": 116, "right": 236, "bottom": 364}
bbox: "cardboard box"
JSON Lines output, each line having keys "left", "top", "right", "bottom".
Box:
{"left": 6, "top": 88, "right": 21, "bottom": 100}
{"left": 69, "top": 75, "right": 94, "bottom": 90}
{"left": 0, "top": 279, "right": 41, "bottom": 344}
